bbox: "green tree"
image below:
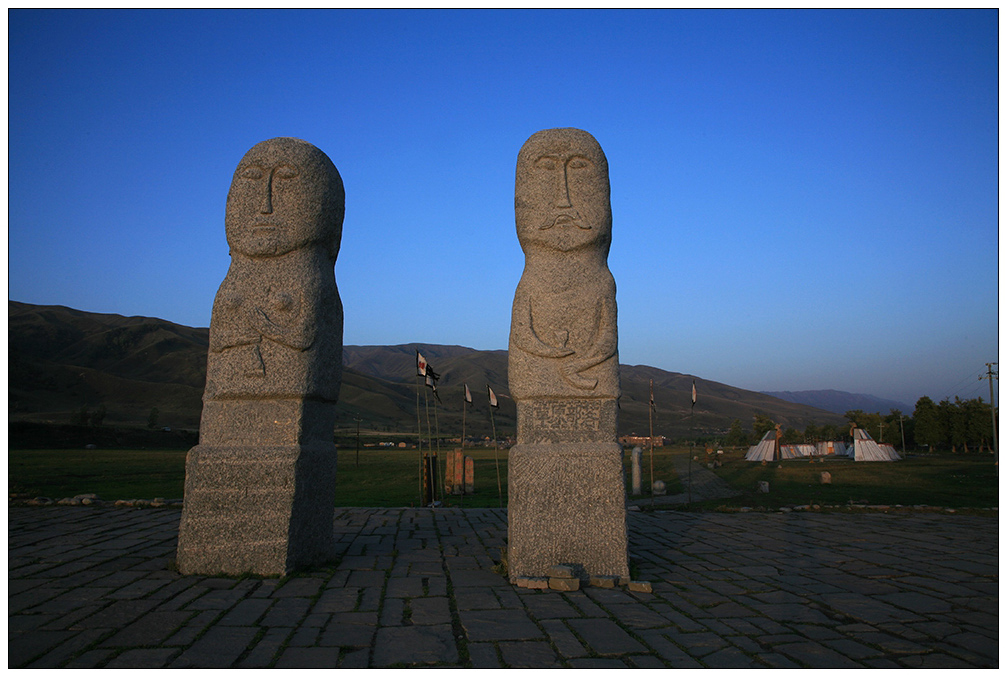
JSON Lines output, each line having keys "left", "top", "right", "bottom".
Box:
{"left": 71, "top": 405, "right": 90, "bottom": 426}
{"left": 844, "top": 410, "right": 884, "bottom": 441}
{"left": 752, "top": 414, "right": 775, "bottom": 440}
{"left": 885, "top": 409, "right": 912, "bottom": 452}
{"left": 147, "top": 407, "right": 160, "bottom": 430}
{"left": 724, "top": 419, "right": 748, "bottom": 448}
{"left": 780, "top": 427, "right": 803, "bottom": 444}
{"left": 941, "top": 398, "right": 967, "bottom": 453}
{"left": 819, "top": 423, "right": 840, "bottom": 442}
{"left": 962, "top": 397, "right": 994, "bottom": 452}
{"left": 913, "top": 396, "right": 942, "bottom": 451}
{"left": 90, "top": 404, "right": 107, "bottom": 427}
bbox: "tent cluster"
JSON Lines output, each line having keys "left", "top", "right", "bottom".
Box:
{"left": 744, "top": 425, "right": 900, "bottom": 462}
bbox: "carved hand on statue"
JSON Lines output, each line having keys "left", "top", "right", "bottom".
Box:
{"left": 560, "top": 363, "right": 599, "bottom": 390}
{"left": 524, "top": 329, "right": 575, "bottom": 359}
{"left": 251, "top": 305, "right": 316, "bottom": 352}
{"left": 209, "top": 321, "right": 262, "bottom": 353}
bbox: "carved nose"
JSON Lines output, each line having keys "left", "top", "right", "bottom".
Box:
{"left": 556, "top": 165, "right": 572, "bottom": 208}
{"left": 260, "top": 174, "right": 274, "bottom": 214}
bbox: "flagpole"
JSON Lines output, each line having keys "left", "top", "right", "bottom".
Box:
{"left": 490, "top": 407, "right": 501, "bottom": 509}
{"left": 433, "top": 396, "right": 443, "bottom": 503}
{"left": 689, "top": 380, "right": 697, "bottom": 506}
{"left": 649, "top": 379, "right": 655, "bottom": 509}
{"left": 488, "top": 385, "right": 502, "bottom": 509}
{"left": 423, "top": 384, "right": 432, "bottom": 505}
{"left": 460, "top": 389, "right": 466, "bottom": 509}
{"left": 416, "top": 373, "right": 423, "bottom": 508}
{"left": 461, "top": 386, "right": 468, "bottom": 508}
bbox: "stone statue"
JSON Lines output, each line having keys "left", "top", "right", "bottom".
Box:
{"left": 177, "top": 137, "right": 344, "bottom": 575}
{"left": 510, "top": 127, "right": 619, "bottom": 400}
{"left": 507, "top": 128, "right": 629, "bottom": 584}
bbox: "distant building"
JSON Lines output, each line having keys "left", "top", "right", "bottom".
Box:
{"left": 620, "top": 435, "right": 665, "bottom": 447}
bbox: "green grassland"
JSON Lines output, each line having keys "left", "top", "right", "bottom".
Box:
{"left": 703, "top": 449, "right": 998, "bottom": 510}
{"left": 9, "top": 445, "right": 997, "bottom": 510}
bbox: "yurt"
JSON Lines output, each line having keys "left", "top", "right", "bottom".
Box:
{"left": 745, "top": 429, "right": 778, "bottom": 461}
{"left": 850, "top": 427, "right": 902, "bottom": 461}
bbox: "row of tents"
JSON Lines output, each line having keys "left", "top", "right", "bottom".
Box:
{"left": 745, "top": 426, "right": 902, "bottom": 462}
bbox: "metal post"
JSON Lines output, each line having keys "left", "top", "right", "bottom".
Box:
{"left": 983, "top": 362, "right": 998, "bottom": 473}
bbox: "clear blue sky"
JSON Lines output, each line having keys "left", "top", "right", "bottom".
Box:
{"left": 9, "top": 9, "right": 999, "bottom": 408}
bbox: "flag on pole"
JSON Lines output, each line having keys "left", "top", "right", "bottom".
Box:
{"left": 416, "top": 351, "right": 427, "bottom": 377}
{"left": 425, "top": 372, "right": 441, "bottom": 402}
{"left": 691, "top": 380, "right": 697, "bottom": 412}
{"left": 649, "top": 379, "right": 656, "bottom": 413}
{"left": 464, "top": 383, "right": 472, "bottom": 404}
{"left": 487, "top": 385, "right": 499, "bottom": 408}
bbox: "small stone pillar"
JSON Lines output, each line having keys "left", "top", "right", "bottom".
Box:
{"left": 507, "top": 128, "right": 629, "bottom": 583}
{"left": 631, "top": 447, "right": 643, "bottom": 496}
{"left": 176, "top": 138, "right": 344, "bottom": 576}
{"left": 464, "top": 456, "right": 474, "bottom": 494}
{"left": 820, "top": 472, "right": 832, "bottom": 485}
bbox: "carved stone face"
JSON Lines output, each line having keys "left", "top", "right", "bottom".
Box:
{"left": 226, "top": 137, "right": 344, "bottom": 259}
{"left": 515, "top": 128, "right": 611, "bottom": 254}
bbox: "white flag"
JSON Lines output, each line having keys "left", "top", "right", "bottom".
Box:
{"left": 691, "top": 380, "right": 697, "bottom": 410}
{"left": 464, "top": 383, "right": 472, "bottom": 403}
{"left": 487, "top": 385, "right": 498, "bottom": 408}
{"left": 416, "top": 351, "right": 427, "bottom": 377}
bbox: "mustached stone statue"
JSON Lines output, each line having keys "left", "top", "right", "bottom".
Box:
{"left": 176, "top": 137, "right": 344, "bottom": 575}
{"left": 507, "top": 128, "right": 629, "bottom": 583}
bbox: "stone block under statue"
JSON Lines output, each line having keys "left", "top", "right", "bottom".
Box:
{"left": 507, "top": 440, "right": 629, "bottom": 581}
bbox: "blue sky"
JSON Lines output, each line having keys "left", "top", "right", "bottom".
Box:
{"left": 8, "top": 9, "right": 999, "bottom": 408}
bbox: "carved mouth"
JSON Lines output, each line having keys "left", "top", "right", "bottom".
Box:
{"left": 540, "top": 213, "right": 590, "bottom": 230}
{"left": 251, "top": 224, "right": 279, "bottom": 235}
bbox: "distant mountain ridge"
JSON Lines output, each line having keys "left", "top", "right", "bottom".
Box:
{"left": 761, "top": 389, "right": 912, "bottom": 415}
{"left": 9, "top": 300, "right": 847, "bottom": 438}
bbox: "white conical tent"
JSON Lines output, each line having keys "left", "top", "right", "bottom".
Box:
{"left": 745, "top": 429, "right": 778, "bottom": 461}
{"left": 850, "top": 427, "right": 902, "bottom": 461}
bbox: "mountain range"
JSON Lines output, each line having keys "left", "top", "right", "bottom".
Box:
{"left": 9, "top": 301, "right": 849, "bottom": 439}
{"left": 761, "top": 390, "right": 912, "bottom": 416}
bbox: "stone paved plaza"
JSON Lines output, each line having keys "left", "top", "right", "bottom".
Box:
{"left": 9, "top": 505, "right": 998, "bottom": 668}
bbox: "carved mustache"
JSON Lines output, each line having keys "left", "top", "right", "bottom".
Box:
{"left": 539, "top": 212, "right": 591, "bottom": 230}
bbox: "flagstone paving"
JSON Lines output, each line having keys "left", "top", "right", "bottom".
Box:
{"left": 8, "top": 506, "right": 998, "bottom": 668}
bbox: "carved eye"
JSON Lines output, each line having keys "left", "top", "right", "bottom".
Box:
{"left": 241, "top": 166, "right": 264, "bottom": 180}
{"left": 567, "top": 156, "right": 592, "bottom": 170}
{"left": 274, "top": 164, "right": 299, "bottom": 180}
{"left": 534, "top": 156, "right": 558, "bottom": 170}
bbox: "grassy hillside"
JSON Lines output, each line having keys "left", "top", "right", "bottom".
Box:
{"left": 9, "top": 301, "right": 845, "bottom": 439}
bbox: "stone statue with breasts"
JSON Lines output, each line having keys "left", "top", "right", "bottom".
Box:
{"left": 177, "top": 137, "right": 344, "bottom": 576}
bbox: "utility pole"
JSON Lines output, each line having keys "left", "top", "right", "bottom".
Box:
{"left": 980, "top": 362, "right": 998, "bottom": 473}
{"left": 878, "top": 420, "right": 885, "bottom": 442}
{"left": 899, "top": 414, "right": 906, "bottom": 457}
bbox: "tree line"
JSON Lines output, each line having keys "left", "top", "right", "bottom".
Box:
{"left": 722, "top": 396, "right": 997, "bottom": 453}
